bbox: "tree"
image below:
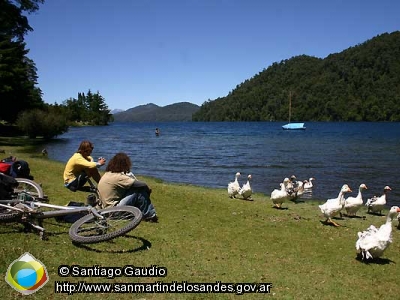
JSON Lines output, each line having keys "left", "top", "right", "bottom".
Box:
{"left": 0, "top": 0, "right": 45, "bottom": 38}
{"left": 0, "top": 0, "right": 45, "bottom": 123}
{"left": 62, "top": 90, "right": 112, "bottom": 126}
{"left": 85, "top": 90, "right": 112, "bottom": 125}
{"left": 0, "top": 35, "right": 43, "bottom": 122}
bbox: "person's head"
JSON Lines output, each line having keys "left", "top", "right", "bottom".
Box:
{"left": 106, "top": 152, "right": 132, "bottom": 173}
{"left": 77, "top": 140, "right": 94, "bottom": 157}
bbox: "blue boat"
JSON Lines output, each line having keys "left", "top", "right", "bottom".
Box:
{"left": 282, "top": 91, "right": 306, "bottom": 130}
{"left": 282, "top": 122, "right": 306, "bottom": 130}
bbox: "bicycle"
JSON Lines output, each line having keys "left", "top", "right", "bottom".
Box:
{"left": 0, "top": 178, "right": 143, "bottom": 244}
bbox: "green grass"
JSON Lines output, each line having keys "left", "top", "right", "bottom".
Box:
{"left": 0, "top": 142, "right": 400, "bottom": 299}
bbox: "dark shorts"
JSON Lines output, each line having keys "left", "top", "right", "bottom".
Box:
{"left": 65, "top": 172, "right": 88, "bottom": 192}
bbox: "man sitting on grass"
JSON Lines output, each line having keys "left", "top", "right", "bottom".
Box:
{"left": 63, "top": 140, "right": 106, "bottom": 192}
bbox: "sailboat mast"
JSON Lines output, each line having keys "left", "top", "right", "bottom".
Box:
{"left": 288, "top": 91, "right": 292, "bottom": 123}
{"left": 282, "top": 90, "right": 305, "bottom": 130}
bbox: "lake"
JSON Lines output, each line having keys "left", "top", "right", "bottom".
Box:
{"left": 41, "top": 122, "right": 400, "bottom": 207}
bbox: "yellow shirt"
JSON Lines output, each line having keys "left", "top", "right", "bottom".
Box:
{"left": 63, "top": 153, "right": 98, "bottom": 184}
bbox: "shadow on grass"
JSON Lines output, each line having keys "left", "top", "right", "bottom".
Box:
{"left": 343, "top": 214, "right": 367, "bottom": 219}
{"left": 272, "top": 206, "right": 289, "bottom": 210}
{"left": 0, "top": 220, "right": 72, "bottom": 244}
{"left": 1, "top": 218, "right": 71, "bottom": 232}
{"left": 40, "top": 220, "right": 152, "bottom": 253}
{"left": 355, "top": 255, "right": 394, "bottom": 265}
{"left": 367, "top": 211, "right": 385, "bottom": 216}
{"left": 0, "top": 136, "right": 47, "bottom": 147}
{"left": 0, "top": 223, "right": 24, "bottom": 234}
{"left": 72, "top": 235, "right": 152, "bottom": 253}
{"left": 290, "top": 199, "right": 305, "bottom": 204}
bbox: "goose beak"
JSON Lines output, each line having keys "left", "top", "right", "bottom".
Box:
{"left": 397, "top": 208, "right": 400, "bottom": 213}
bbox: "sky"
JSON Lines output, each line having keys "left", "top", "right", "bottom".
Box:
{"left": 24, "top": 0, "right": 400, "bottom": 111}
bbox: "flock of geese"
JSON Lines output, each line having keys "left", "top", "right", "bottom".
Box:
{"left": 227, "top": 172, "right": 400, "bottom": 261}
{"left": 270, "top": 175, "right": 315, "bottom": 208}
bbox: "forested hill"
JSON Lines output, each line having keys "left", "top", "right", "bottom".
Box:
{"left": 113, "top": 102, "right": 199, "bottom": 122}
{"left": 192, "top": 31, "right": 400, "bottom": 122}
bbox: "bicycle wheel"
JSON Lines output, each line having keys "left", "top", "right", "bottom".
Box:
{"left": 14, "top": 178, "right": 44, "bottom": 199}
{"left": 69, "top": 206, "right": 142, "bottom": 244}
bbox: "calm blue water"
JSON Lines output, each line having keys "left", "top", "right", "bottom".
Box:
{"left": 42, "top": 122, "right": 400, "bottom": 207}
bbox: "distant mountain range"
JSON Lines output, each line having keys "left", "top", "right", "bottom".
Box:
{"left": 112, "top": 102, "right": 200, "bottom": 122}
{"left": 110, "top": 109, "right": 124, "bottom": 114}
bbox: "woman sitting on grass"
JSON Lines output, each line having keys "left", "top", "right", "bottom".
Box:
{"left": 97, "top": 152, "right": 158, "bottom": 222}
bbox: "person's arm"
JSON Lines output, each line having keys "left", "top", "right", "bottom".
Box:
{"left": 131, "top": 180, "right": 148, "bottom": 188}
{"left": 132, "top": 180, "right": 152, "bottom": 194}
{"left": 74, "top": 155, "right": 98, "bottom": 168}
{"left": 120, "top": 173, "right": 151, "bottom": 193}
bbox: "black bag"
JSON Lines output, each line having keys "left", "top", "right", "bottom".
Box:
{"left": 0, "top": 173, "right": 18, "bottom": 200}
{"left": 10, "top": 160, "right": 34, "bottom": 180}
{"left": 55, "top": 201, "right": 88, "bottom": 223}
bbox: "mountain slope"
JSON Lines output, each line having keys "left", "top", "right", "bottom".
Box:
{"left": 113, "top": 102, "right": 200, "bottom": 122}
{"left": 192, "top": 31, "right": 400, "bottom": 122}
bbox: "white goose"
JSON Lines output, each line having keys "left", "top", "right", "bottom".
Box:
{"left": 271, "top": 182, "right": 290, "bottom": 208}
{"left": 319, "top": 184, "right": 352, "bottom": 227}
{"left": 344, "top": 183, "right": 368, "bottom": 217}
{"left": 303, "top": 178, "right": 315, "bottom": 189}
{"left": 284, "top": 176, "right": 296, "bottom": 197}
{"left": 227, "top": 172, "right": 241, "bottom": 199}
{"left": 281, "top": 177, "right": 290, "bottom": 191}
{"left": 296, "top": 180, "right": 304, "bottom": 189}
{"left": 365, "top": 186, "right": 392, "bottom": 215}
{"left": 238, "top": 174, "right": 252, "bottom": 200}
{"left": 288, "top": 180, "right": 307, "bottom": 203}
{"left": 356, "top": 206, "right": 400, "bottom": 260}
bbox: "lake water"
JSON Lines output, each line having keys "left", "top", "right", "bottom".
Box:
{"left": 41, "top": 122, "right": 400, "bottom": 207}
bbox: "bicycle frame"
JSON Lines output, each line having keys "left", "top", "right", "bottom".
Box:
{"left": 1, "top": 173, "right": 144, "bottom": 244}
{"left": 0, "top": 198, "right": 102, "bottom": 218}
{"left": 0, "top": 193, "right": 104, "bottom": 240}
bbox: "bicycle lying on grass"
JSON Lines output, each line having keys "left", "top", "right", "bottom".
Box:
{"left": 0, "top": 176, "right": 143, "bottom": 244}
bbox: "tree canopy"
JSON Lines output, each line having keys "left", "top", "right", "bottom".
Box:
{"left": 192, "top": 31, "right": 400, "bottom": 122}
{"left": 62, "top": 90, "right": 113, "bottom": 126}
{"left": 0, "top": 0, "right": 45, "bottom": 123}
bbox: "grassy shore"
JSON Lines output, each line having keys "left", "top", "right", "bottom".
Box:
{"left": 0, "top": 142, "right": 400, "bottom": 299}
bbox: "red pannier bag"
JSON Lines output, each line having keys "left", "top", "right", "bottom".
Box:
{"left": 0, "top": 162, "right": 11, "bottom": 174}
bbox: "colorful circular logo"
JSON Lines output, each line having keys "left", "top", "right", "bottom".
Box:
{"left": 5, "top": 252, "right": 49, "bottom": 295}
